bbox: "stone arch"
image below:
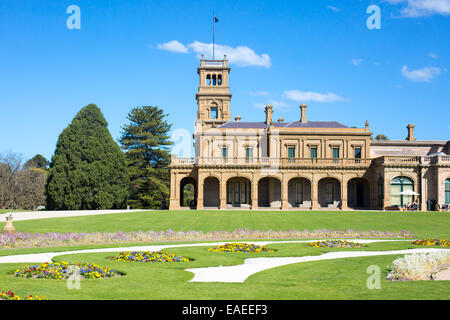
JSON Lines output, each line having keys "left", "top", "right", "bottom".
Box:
{"left": 258, "top": 177, "right": 282, "bottom": 208}
{"left": 288, "top": 177, "right": 312, "bottom": 208}
{"left": 318, "top": 177, "right": 341, "bottom": 208}
{"left": 203, "top": 176, "right": 220, "bottom": 207}
{"left": 347, "top": 177, "right": 370, "bottom": 209}
{"left": 226, "top": 176, "right": 252, "bottom": 207}
{"left": 180, "top": 177, "right": 197, "bottom": 209}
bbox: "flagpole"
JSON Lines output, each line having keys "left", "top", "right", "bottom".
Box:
{"left": 212, "top": 12, "right": 215, "bottom": 60}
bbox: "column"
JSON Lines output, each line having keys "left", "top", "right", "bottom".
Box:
{"left": 251, "top": 178, "right": 258, "bottom": 210}
{"left": 281, "top": 177, "right": 289, "bottom": 210}
{"left": 197, "top": 177, "right": 204, "bottom": 210}
{"left": 311, "top": 176, "right": 318, "bottom": 210}
{"left": 220, "top": 178, "right": 227, "bottom": 209}
{"left": 341, "top": 178, "right": 348, "bottom": 210}
{"left": 420, "top": 167, "right": 427, "bottom": 211}
{"left": 169, "top": 173, "right": 181, "bottom": 210}
{"left": 383, "top": 177, "right": 391, "bottom": 210}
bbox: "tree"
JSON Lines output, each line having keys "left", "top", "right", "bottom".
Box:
{"left": 375, "top": 134, "right": 389, "bottom": 141}
{"left": 24, "top": 154, "right": 49, "bottom": 170}
{"left": 119, "top": 106, "right": 173, "bottom": 209}
{"left": 0, "top": 152, "right": 46, "bottom": 210}
{"left": 46, "top": 104, "right": 129, "bottom": 210}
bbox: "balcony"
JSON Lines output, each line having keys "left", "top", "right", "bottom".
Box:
{"left": 372, "top": 155, "right": 450, "bottom": 166}
{"left": 170, "top": 156, "right": 372, "bottom": 167}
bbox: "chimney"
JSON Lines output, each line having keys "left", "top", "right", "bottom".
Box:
{"left": 406, "top": 124, "right": 416, "bottom": 141}
{"left": 265, "top": 104, "right": 273, "bottom": 125}
{"left": 235, "top": 115, "right": 241, "bottom": 122}
{"left": 300, "top": 104, "right": 307, "bottom": 123}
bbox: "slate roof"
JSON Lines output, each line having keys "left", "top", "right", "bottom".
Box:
{"left": 218, "top": 121, "right": 348, "bottom": 129}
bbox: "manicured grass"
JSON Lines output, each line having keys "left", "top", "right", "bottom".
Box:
{"left": 2, "top": 210, "right": 449, "bottom": 238}
{"left": 1, "top": 241, "right": 448, "bottom": 300}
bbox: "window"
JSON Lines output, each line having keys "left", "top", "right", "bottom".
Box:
{"left": 246, "top": 147, "right": 253, "bottom": 162}
{"left": 310, "top": 147, "right": 317, "bottom": 159}
{"left": 326, "top": 182, "right": 333, "bottom": 204}
{"left": 227, "top": 182, "right": 232, "bottom": 204}
{"left": 332, "top": 147, "right": 339, "bottom": 158}
{"left": 241, "top": 182, "right": 247, "bottom": 204}
{"left": 332, "top": 147, "right": 339, "bottom": 163}
{"left": 212, "top": 74, "right": 217, "bottom": 86}
{"left": 234, "top": 182, "right": 240, "bottom": 204}
{"left": 210, "top": 107, "right": 218, "bottom": 119}
{"left": 288, "top": 147, "right": 295, "bottom": 162}
{"left": 391, "top": 176, "right": 414, "bottom": 207}
{"left": 295, "top": 182, "right": 303, "bottom": 204}
{"left": 206, "top": 74, "right": 211, "bottom": 86}
{"left": 354, "top": 147, "right": 362, "bottom": 159}
{"left": 218, "top": 74, "right": 222, "bottom": 85}
{"left": 445, "top": 179, "right": 450, "bottom": 205}
{"left": 222, "top": 147, "right": 228, "bottom": 161}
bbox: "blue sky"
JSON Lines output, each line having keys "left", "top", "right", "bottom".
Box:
{"left": 0, "top": 0, "right": 449, "bottom": 161}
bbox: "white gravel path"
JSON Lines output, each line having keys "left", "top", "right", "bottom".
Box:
{"left": 0, "top": 209, "right": 150, "bottom": 222}
{"left": 186, "top": 248, "right": 449, "bottom": 283}
{"left": 2, "top": 239, "right": 437, "bottom": 283}
{"left": 0, "top": 239, "right": 407, "bottom": 264}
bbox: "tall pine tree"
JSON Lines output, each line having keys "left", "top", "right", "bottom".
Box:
{"left": 46, "top": 104, "right": 129, "bottom": 210}
{"left": 119, "top": 106, "right": 172, "bottom": 209}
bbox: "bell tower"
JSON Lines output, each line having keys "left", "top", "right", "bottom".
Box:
{"left": 196, "top": 55, "right": 232, "bottom": 127}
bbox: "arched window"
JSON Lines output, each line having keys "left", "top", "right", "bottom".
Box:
{"left": 212, "top": 74, "right": 217, "bottom": 86}
{"left": 445, "top": 179, "right": 450, "bottom": 205}
{"left": 218, "top": 74, "right": 222, "bottom": 85}
{"left": 206, "top": 74, "right": 211, "bottom": 86}
{"left": 391, "top": 176, "right": 414, "bottom": 207}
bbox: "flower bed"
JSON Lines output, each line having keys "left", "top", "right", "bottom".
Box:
{"left": 14, "top": 262, "right": 120, "bottom": 280}
{"left": 0, "top": 228, "right": 415, "bottom": 250}
{"left": 308, "top": 240, "right": 368, "bottom": 248}
{"left": 0, "top": 290, "right": 47, "bottom": 300}
{"left": 208, "top": 243, "right": 275, "bottom": 253}
{"left": 411, "top": 239, "right": 450, "bottom": 247}
{"left": 386, "top": 251, "right": 450, "bottom": 281}
{"left": 110, "top": 251, "right": 190, "bottom": 263}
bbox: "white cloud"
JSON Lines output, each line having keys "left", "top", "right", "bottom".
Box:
{"left": 253, "top": 100, "right": 288, "bottom": 110}
{"left": 327, "top": 5, "right": 340, "bottom": 12}
{"left": 352, "top": 58, "right": 363, "bottom": 66}
{"left": 284, "top": 90, "right": 348, "bottom": 103}
{"left": 249, "top": 91, "right": 269, "bottom": 96}
{"left": 428, "top": 52, "right": 438, "bottom": 59}
{"left": 385, "top": 0, "right": 450, "bottom": 17}
{"left": 156, "top": 40, "right": 189, "bottom": 53}
{"left": 188, "top": 41, "right": 271, "bottom": 68}
{"left": 401, "top": 65, "right": 441, "bottom": 82}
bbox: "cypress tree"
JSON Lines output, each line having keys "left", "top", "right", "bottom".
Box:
{"left": 46, "top": 104, "right": 129, "bottom": 210}
{"left": 119, "top": 106, "right": 172, "bottom": 209}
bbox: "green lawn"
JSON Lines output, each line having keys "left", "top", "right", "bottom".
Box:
{"left": 1, "top": 241, "right": 448, "bottom": 300}
{"left": 2, "top": 210, "right": 450, "bottom": 238}
{"left": 1, "top": 210, "right": 449, "bottom": 300}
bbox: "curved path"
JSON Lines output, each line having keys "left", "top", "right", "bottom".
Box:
{"left": 2, "top": 239, "right": 445, "bottom": 283}
{"left": 0, "top": 239, "right": 404, "bottom": 264}
{"left": 0, "top": 209, "right": 149, "bottom": 222}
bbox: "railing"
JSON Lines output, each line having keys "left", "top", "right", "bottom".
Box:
{"left": 372, "top": 155, "right": 450, "bottom": 165}
{"left": 170, "top": 157, "right": 372, "bottom": 166}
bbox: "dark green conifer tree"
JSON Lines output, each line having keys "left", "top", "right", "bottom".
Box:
{"left": 46, "top": 104, "right": 129, "bottom": 210}
{"left": 119, "top": 106, "right": 172, "bottom": 209}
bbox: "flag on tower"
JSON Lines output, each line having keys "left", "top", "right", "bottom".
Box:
{"left": 214, "top": 15, "right": 219, "bottom": 23}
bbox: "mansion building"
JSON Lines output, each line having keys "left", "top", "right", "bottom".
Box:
{"left": 169, "top": 58, "right": 450, "bottom": 211}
